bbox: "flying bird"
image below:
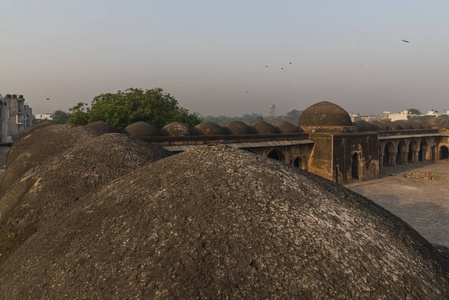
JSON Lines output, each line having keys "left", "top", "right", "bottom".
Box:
{"left": 46, "top": 98, "right": 50, "bottom": 101}
{"left": 265, "top": 66, "right": 268, "bottom": 68}
{"left": 281, "top": 68, "right": 284, "bottom": 70}
{"left": 402, "top": 39, "right": 410, "bottom": 43}
{"left": 289, "top": 62, "right": 292, "bottom": 64}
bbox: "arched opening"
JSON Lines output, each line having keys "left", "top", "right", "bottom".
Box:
{"left": 352, "top": 153, "right": 360, "bottom": 180}
{"left": 419, "top": 140, "right": 427, "bottom": 161}
{"left": 397, "top": 141, "right": 406, "bottom": 164}
{"left": 383, "top": 142, "right": 393, "bottom": 167}
{"left": 408, "top": 141, "right": 416, "bottom": 163}
{"left": 293, "top": 157, "right": 301, "bottom": 168}
{"left": 267, "top": 149, "right": 284, "bottom": 162}
{"left": 440, "top": 146, "right": 449, "bottom": 160}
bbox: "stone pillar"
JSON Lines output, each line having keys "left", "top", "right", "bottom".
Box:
{"left": 379, "top": 152, "right": 384, "bottom": 169}
{"left": 413, "top": 151, "right": 419, "bottom": 163}
{"left": 390, "top": 151, "right": 397, "bottom": 167}
{"left": 402, "top": 151, "right": 408, "bottom": 165}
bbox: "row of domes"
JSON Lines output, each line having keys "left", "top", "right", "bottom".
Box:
{"left": 125, "top": 117, "right": 447, "bottom": 138}
{"left": 124, "top": 120, "right": 305, "bottom": 138}
{"left": 124, "top": 101, "right": 448, "bottom": 137}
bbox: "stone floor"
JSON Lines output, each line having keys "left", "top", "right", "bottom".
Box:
{"left": 346, "top": 160, "right": 449, "bottom": 248}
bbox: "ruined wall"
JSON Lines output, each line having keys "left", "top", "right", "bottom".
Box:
{"left": 307, "top": 133, "right": 334, "bottom": 181}
{"left": 333, "top": 133, "right": 379, "bottom": 184}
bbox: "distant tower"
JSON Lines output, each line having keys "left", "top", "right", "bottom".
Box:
{"left": 269, "top": 104, "right": 276, "bottom": 117}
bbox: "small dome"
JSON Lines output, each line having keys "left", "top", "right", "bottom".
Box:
{"left": 192, "top": 122, "right": 227, "bottom": 136}
{"left": 84, "top": 121, "right": 120, "bottom": 136}
{"left": 354, "top": 120, "right": 377, "bottom": 132}
{"left": 124, "top": 121, "right": 161, "bottom": 138}
{"left": 161, "top": 122, "right": 191, "bottom": 137}
{"left": 250, "top": 121, "right": 279, "bottom": 135}
{"left": 223, "top": 121, "right": 254, "bottom": 135}
{"left": 381, "top": 120, "right": 402, "bottom": 130}
{"left": 427, "top": 117, "right": 447, "bottom": 128}
{"left": 368, "top": 120, "right": 390, "bottom": 130}
{"left": 413, "top": 120, "right": 431, "bottom": 129}
{"left": 403, "top": 120, "right": 423, "bottom": 129}
{"left": 298, "top": 101, "right": 352, "bottom": 127}
{"left": 273, "top": 121, "right": 302, "bottom": 133}
{"left": 393, "top": 120, "right": 412, "bottom": 130}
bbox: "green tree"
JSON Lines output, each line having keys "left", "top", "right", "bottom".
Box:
{"left": 52, "top": 110, "right": 70, "bottom": 124}
{"left": 68, "top": 88, "right": 202, "bottom": 130}
{"left": 68, "top": 102, "right": 90, "bottom": 126}
{"left": 282, "top": 109, "right": 303, "bottom": 124}
{"left": 407, "top": 108, "right": 421, "bottom": 115}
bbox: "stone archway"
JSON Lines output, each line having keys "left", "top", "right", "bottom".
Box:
{"left": 397, "top": 141, "right": 406, "bottom": 165}
{"left": 419, "top": 140, "right": 427, "bottom": 161}
{"left": 408, "top": 140, "right": 417, "bottom": 163}
{"left": 293, "top": 157, "right": 302, "bottom": 168}
{"left": 431, "top": 146, "right": 436, "bottom": 161}
{"left": 383, "top": 142, "right": 395, "bottom": 167}
{"left": 267, "top": 149, "right": 284, "bottom": 162}
{"left": 440, "top": 146, "right": 449, "bottom": 160}
{"left": 352, "top": 152, "right": 360, "bottom": 180}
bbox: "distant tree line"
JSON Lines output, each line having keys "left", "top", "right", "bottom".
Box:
{"left": 203, "top": 109, "right": 303, "bottom": 126}
{"left": 37, "top": 88, "right": 304, "bottom": 129}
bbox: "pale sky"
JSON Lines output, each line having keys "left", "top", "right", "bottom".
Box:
{"left": 1, "top": 0, "right": 448, "bottom": 117}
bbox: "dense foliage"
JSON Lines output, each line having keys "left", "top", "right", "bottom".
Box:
{"left": 68, "top": 88, "right": 202, "bottom": 130}
{"left": 52, "top": 110, "right": 70, "bottom": 124}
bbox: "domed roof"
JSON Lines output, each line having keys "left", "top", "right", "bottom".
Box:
{"left": 368, "top": 120, "right": 390, "bottom": 130}
{"left": 354, "top": 120, "right": 377, "bottom": 132}
{"left": 161, "top": 122, "right": 191, "bottom": 137}
{"left": 427, "top": 117, "right": 447, "bottom": 128}
{"left": 381, "top": 120, "right": 402, "bottom": 130}
{"left": 414, "top": 120, "right": 431, "bottom": 129}
{"left": 393, "top": 120, "right": 412, "bottom": 130}
{"left": 84, "top": 121, "right": 120, "bottom": 136}
{"left": 403, "top": 120, "right": 423, "bottom": 129}
{"left": 124, "top": 121, "right": 161, "bottom": 138}
{"left": 298, "top": 101, "right": 352, "bottom": 127}
{"left": 250, "top": 121, "right": 279, "bottom": 134}
{"left": 273, "top": 121, "right": 302, "bottom": 133}
{"left": 1, "top": 145, "right": 448, "bottom": 298}
{"left": 223, "top": 121, "right": 254, "bottom": 135}
{"left": 192, "top": 122, "right": 227, "bottom": 136}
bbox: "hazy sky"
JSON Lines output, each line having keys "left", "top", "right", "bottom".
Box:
{"left": 1, "top": 0, "right": 448, "bottom": 117}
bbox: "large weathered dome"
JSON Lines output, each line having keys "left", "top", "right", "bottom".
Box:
{"left": 0, "top": 145, "right": 448, "bottom": 298}
{"left": 298, "top": 101, "right": 352, "bottom": 127}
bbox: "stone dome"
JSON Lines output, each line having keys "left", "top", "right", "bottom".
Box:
{"left": 403, "top": 120, "right": 423, "bottom": 129}
{"left": 161, "top": 122, "right": 191, "bottom": 137}
{"left": 273, "top": 121, "right": 302, "bottom": 133}
{"left": 414, "top": 120, "right": 431, "bottom": 129}
{"left": 250, "top": 121, "right": 279, "bottom": 135}
{"left": 368, "top": 120, "right": 390, "bottom": 130}
{"left": 84, "top": 121, "right": 120, "bottom": 136}
{"left": 393, "top": 120, "right": 413, "bottom": 130}
{"left": 124, "top": 121, "right": 162, "bottom": 138}
{"left": 381, "top": 120, "right": 402, "bottom": 130}
{"left": 354, "top": 120, "right": 377, "bottom": 132}
{"left": 223, "top": 121, "right": 254, "bottom": 135}
{"left": 427, "top": 117, "right": 447, "bottom": 129}
{"left": 1, "top": 145, "right": 448, "bottom": 298}
{"left": 192, "top": 122, "right": 227, "bottom": 136}
{"left": 298, "top": 101, "right": 352, "bottom": 127}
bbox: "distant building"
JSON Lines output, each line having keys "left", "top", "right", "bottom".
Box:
{"left": 0, "top": 94, "right": 33, "bottom": 142}
{"left": 35, "top": 113, "right": 53, "bottom": 121}
{"left": 378, "top": 110, "right": 412, "bottom": 121}
{"left": 426, "top": 110, "right": 440, "bottom": 117}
